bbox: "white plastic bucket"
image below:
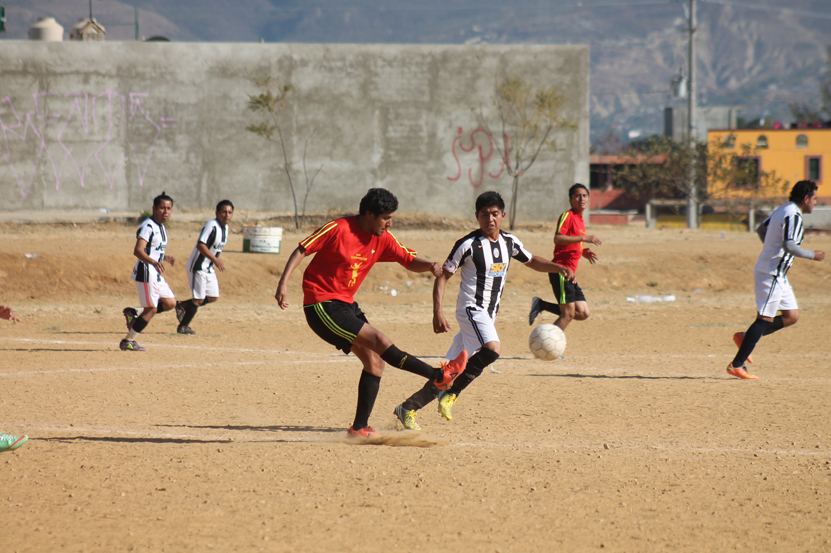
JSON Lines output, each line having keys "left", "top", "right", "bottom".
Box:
{"left": 243, "top": 226, "right": 282, "bottom": 254}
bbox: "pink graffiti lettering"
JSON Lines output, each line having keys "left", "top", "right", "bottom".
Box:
{"left": 0, "top": 90, "right": 178, "bottom": 199}
{"left": 447, "top": 127, "right": 505, "bottom": 189}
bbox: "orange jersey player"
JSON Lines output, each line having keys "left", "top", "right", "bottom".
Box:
{"left": 275, "top": 188, "right": 467, "bottom": 439}
{"left": 529, "top": 183, "right": 602, "bottom": 331}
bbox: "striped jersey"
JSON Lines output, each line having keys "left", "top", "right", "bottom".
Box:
{"left": 131, "top": 217, "right": 167, "bottom": 283}
{"left": 444, "top": 229, "right": 532, "bottom": 317}
{"left": 186, "top": 219, "right": 228, "bottom": 274}
{"left": 755, "top": 202, "right": 805, "bottom": 277}
{"left": 299, "top": 216, "right": 416, "bottom": 305}
{"left": 552, "top": 209, "right": 585, "bottom": 273}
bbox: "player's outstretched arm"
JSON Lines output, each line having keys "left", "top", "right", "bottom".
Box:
{"left": 555, "top": 233, "right": 602, "bottom": 247}
{"left": 275, "top": 246, "right": 307, "bottom": 309}
{"left": 0, "top": 305, "right": 20, "bottom": 323}
{"left": 133, "top": 238, "right": 166, "bottom": 273}
{"left": 407, "top": 257, "right": 443, "bottom": 277}
{"left": 814, "top": 250, "right": 826, "bottom": 262}
{"left": 527, "top": 255, "right": 574, "bottom": 281}
{"left": 432, "top": 269, "right": 453, "bottom": 334}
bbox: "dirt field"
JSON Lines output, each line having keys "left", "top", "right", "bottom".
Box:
{"left": 2, "top": 218, "right": 830, "bottom": 552}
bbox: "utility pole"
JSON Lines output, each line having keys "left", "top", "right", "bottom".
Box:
{"left": 686, "top": 0, "right": 698, "bottom": 229}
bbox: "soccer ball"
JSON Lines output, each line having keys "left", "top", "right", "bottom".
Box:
{"left": 529, "top": 324, "right": 566, "bottom": 360}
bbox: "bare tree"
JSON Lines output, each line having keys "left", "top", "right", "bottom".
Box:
{"left": 246, "top": 76, "right": 322, "bottom": 229}
{"left": 474, "top": 78, "right": 576, "bottom": 229}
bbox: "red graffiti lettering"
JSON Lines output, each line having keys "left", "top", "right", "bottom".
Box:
{"left": 447, "top": 126, "right": 505, "bottom": 189}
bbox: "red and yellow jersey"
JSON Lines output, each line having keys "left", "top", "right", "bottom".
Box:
{"left": 552, "top": 209, "right": 585, "bottom": 274}
{"left": 299, "top": 216, "right": 416, "bottom": 305}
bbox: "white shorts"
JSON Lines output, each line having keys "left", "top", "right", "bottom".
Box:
{"left": 754, "top": 271, "right": 797, "bottom": 318}
{"left": 135, "top": 278, "right": 174, "bottom": 308}
{"left": 445, "top": 306, "right": 500, "bottom": 360}
{"left": 187, "top": 270, "right": 219, "bottom": 301}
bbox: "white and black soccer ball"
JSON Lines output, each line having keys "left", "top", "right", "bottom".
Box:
{"left": 529, "top": 323, "right": 566, "bottom": 360}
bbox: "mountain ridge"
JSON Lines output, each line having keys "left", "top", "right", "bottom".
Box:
{"left": 4, "top": 0, "right": 829, "bottom": 146}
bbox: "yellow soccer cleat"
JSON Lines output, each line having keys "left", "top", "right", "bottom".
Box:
{"left": 437, "top": 391, "right": 458, "bottom": 420}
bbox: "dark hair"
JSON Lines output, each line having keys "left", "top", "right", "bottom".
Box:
{"left": 153, "top": 191, "right": 173, "bottom": 208}
{"left": 568, "top": 183, "right": 589, "bottom": 198}
{"left": 216, "top": 199, "right": 234, "bottom": 211}
{"left": 789, "top": 180, "right": 818, "bottom": 204}
{"left": 475, "top": 191, "right": 505, "bottom": 213}
{"left": 359, "top": 188, "right": 398, "bottom": 216}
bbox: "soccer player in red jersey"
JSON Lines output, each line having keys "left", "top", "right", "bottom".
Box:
{"left": 275, "top": 188, "right": 467, "bottom": 439}
{"left": 528, "top": 183, "right": 602, "bottom": 331}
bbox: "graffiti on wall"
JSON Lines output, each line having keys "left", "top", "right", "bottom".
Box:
{"left": 446, "top": 126, "right": 505, "bottom": 189}
{"left": 0, "top": 90, "right": 178, "bottom": 199}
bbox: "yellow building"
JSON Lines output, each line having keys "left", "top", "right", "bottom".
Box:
{"left": 708, "top": 128, "right": 830, "bottom": 202}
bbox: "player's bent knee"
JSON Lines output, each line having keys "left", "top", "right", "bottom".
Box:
{"left": 466, "top": 348, "right": 500, "bottom": 378}
{"left": 483, "top": 341, "right": 502, "bottom": 356}
{"left": 353, "top": 344, "right": 386, "bottom": 376}
{"left": 355, "top": 324, "right": 393, "bottom": 354}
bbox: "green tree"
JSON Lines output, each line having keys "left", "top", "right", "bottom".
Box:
{"left": 474, "top": 78, "right": 576, "bottom": 229}
{"left": 246, "top": 77, "right": 322, "bottom": 230}
{"left": 613, "top": 135, "right": 787, "bottom": 216}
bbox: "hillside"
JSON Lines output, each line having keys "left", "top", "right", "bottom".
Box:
{"left": 4, "top": 0, "right": 830, "bottom": 146}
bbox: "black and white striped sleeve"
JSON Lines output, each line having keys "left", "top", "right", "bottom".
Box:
{"left": 443, "top": 234, "right": 473, "bottom": 274}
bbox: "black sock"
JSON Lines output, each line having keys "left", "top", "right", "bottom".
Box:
{"left": 380, "top": 345, "right": 440, "bottom": 381}
{"left": 762, "top": 315, "right": 784, "bottom": 336}
{"left": 180, "top": 300, "right": 199, "bottom": 327}
{"left": 353, "top": 371, "right": 381, "bottom": 430}
{"left": 156, "top": 302, "right": 168, "bottom": 314}
{"left": 540, "top": 300, "right": 561, "bottom": 316}
{"left": 449, "top": 348, "right": 500, "bottom": 395}
{"left": 732, "top": 318, "right": 772, "bottom": 367}
{"left": 401, "top": 381, "right": 440, "bottom": 411}
{"left": 132, "top": 316, "right": 149, "bottom": 333}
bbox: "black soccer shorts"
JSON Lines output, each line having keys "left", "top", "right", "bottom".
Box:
{"left": 548, "top": 273, "right": 587, "bottom": 305}
{"left": 303, "top": 300, "right": 368, "bottom": 354}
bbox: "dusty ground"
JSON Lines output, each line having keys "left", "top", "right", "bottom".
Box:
{"left": 1, "top": 218, "right": 830, "bottom": 552}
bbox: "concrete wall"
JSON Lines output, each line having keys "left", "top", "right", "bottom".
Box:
{"left": 0, "top": 42, "right": 589, "bottom": 221}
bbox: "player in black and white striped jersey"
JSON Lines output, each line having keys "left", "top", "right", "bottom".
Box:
{"left": 175, "top": 200, "right": 234, "bottom": 335}
{"left": 394, "top": 191, "right": 574, "bottom": 430}
{"left": 120, "top": 192, "right": 178, "bottom": 352}
{"left": 728, "top": 180, "right": 825, "bottom": 379}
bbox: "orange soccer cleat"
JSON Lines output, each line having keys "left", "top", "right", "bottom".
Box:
{"left": 726, "top": 363, "right": 758, "bottom": 380}
{"left": 346, "top": 426, "right": 380, "bottom": 439}
{"left": 435, "top": 350, "right": 468, "bottom": 391}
